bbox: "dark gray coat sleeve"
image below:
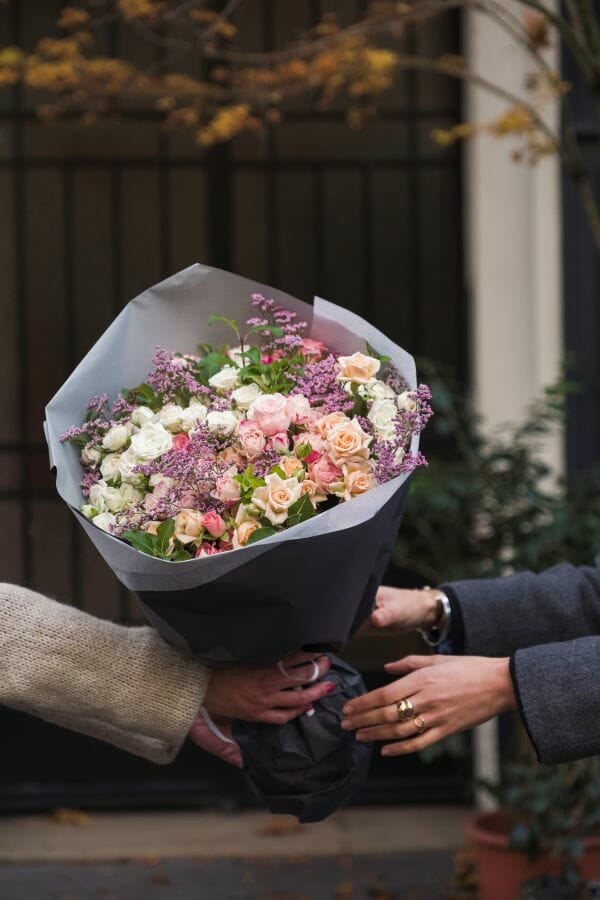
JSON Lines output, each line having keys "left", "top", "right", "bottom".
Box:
{"left": 443, "top": 558, "right": 600, "bottom": 657}
{"left": 443, "top": 558, "right": 600, "bottom": 764}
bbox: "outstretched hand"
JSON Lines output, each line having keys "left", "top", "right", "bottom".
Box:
{"left": 342, "top": 654, "right": 516, "bottom": 757}
{"left": 358, "top": 585, "right": 441, "bottom": 636}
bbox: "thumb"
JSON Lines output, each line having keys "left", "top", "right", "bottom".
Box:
{"left": 370, "top": 603, "right": 397, "bottom": 628}
{"left": 384, "top": 654, "right": 447, "bottom": 675}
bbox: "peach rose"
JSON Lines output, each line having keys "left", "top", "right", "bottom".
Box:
{"left": 233, "top": 519, "right": 261, "bottom": 549}
{"left": 343, "top": 467, "right": 374, "bottom": 500}
{"left": 314, "top": 411, "right": 350, "bottom": 440}
{"left": 218, "top": 446, "right": 244, "bottom": 466}
{"left": 247, "top": 393, "right": 292, "bottom": 436}
{"left": 300, "top": 478, "right": 327, "bottom": 506}
{"left": 309, "top": 453, "right": 343, "bottom": 491}
{"left": 327, "top": 418, "right": 372, "bottom": 463}
{"left": 237, "top": 419, "right": 266, "bottom": 460}
{"left": 252, "top": 472, "right": 303, "bottom": 525}
{"left": 335, "top": 351, "right": 381, "bottom": 384}
{"left": 280, "top": 455, "right": 304, "bottom": 477}
{"left": 142, "top": 520, "right": 161, "bottom": 536}
{"left": 201, "top": 510, "right": 227, "bottom": 538}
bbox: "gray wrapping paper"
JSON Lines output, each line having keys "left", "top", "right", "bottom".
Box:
{"left": 44, "top": 263, "right": 419, "bottom": 663}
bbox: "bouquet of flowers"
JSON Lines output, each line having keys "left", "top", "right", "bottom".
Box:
{"left": 61, "top": 294, "right": 430, "bottom": 565}
{"left": 44, "top": 265, "right": 429, "bottom": 822}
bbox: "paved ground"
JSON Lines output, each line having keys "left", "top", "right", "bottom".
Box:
{"left": 0, "top": 807, "right": 469, "bottom": 899}
{"left": 0, "top": 853, "right": 455, "bottom": 899}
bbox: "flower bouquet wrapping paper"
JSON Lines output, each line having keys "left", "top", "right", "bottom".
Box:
{"left": 44, "top": 263, "right": 425, "bottom": 820}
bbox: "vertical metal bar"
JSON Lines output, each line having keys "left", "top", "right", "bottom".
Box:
{"left": 63, "top": 163, "right": 82, "bottom": 608}
{"left": 158, "top": 134, "right": 171, "bottom": 279}
{"left": 360, "top": 164, "right": 373, "bottom": 320}
{"left": 262, "top": 0, "right": 277, "bottom": 285}
{"left": 11, "top": 0, "right": 31, "bottom": 586}
{"left": 313, "top": 165, "right": 326, "bottom": 296}
{"left": 406, "top": 22, "right": 423, "bottom": 353}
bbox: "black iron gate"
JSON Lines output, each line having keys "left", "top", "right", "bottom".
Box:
{"left": 0, "top": 0, "right": 469, "bottom": 810}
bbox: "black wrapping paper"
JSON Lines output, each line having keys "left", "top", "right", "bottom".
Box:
{"left": 233, "top": 657, "right": 372, "bottom": 823}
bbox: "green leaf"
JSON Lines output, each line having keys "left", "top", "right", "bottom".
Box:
{"left": 238, "top": 346, "right": 262, "bottom": 365}
{"left": 247, "top": 526, "right": 279, "bottom": 545}
{"left": 170, "top": 549, "right": 193, "bottom": 562}
{"left": 156, "top": 518, "right": 175, "bottom": 555}
{"left": 123, "top": 530, "right": 157, "bottom": 556}
{"left": 208, "top": 313, "right": 241, "bottom": 341}
{"left": 296, "top": 442, "right": 312, "bottom": 460}
{"left": 365, "top": 340, "right": 391, "bottom": 365}
{"left": 269, "top": 465, "right": 287, "bottom": 479}
{"left": 287, "top": 493, "right": 316, "bottom": 527}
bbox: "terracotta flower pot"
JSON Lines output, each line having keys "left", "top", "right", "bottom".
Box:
{"left": 467, "top": 811, "right": 600, "bottom": 900}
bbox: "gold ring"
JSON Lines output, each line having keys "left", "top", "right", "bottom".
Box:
{"left": 396, "top": 698, "right": 415, "bottom": 722}
{"left": 414, "top": 715, "right": 427, "bottom": 734}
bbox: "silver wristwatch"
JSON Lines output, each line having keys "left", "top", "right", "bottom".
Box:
{"left": 418, "top": 587, "right": 451, "bottom": 648}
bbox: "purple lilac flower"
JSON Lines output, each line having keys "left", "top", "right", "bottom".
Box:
{"left": 290, "top": 354, "right": 354, "bottom": 414}
{"left": 147, "top": 347, "right": 205, "bottom": 402}
{"left": 81, "top": 469, "right": 100, "bottom": 498}
{"left": 249, "top": 294, "right": 307, "bottom": 353}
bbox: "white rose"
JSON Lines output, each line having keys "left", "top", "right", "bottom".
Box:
{"left": 104, "top": 485, "right": 128, "bottom": 513}
{"left": 180, "top": 402, "right": 208, "bottom": 432}
{"left": 156, "top": 404, "right": 185, "bottom": 433}
{"left": 209, "top": 365, "right": 241, "bottom": 391}
{"left": 367, "top": 399, "right": 398, "bottom": 442}
{"left": 206, "top": 409, "right": 238, "bottom": 437}
{"left": 368, "top": 380, "right": 396, "bottom": 401}
{"left": 81, "top": 444, "right": 102, "bottom": 466}
{"left": 131, "top": 406, "right": 155, "bottom": 427}
{"left": 130, "top": 422, "right": 173, "bottom": 461}
{"left": 231, "top": 383, "right": 262, "bottom": 411}
{"left": 394, "top": 446, "right": 406, "bottom": 465}
{"left": 397, "top": 390, "right": 418, "bottom": 413}
{"left": 336, "top": 352, "right": 381, "bottom": 384}
{"left": 92, "top": 512, "right": 117, "bottom": 533}
{"left": 118, "top": 447, "right": 145, "bottom": 485}
{"left": 100, "top": 452, "right": 122, "bottom": 483}
{"left": 81, "top": 504, "right": 96, "bottom": 519}
{"left": 102, "top": 423, "right": 130, "bottom": 452}
{"left": 89, "top": 480, "right": 110, "bottom": 513}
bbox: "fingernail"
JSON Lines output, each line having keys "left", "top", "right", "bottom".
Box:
{"left": 381, "top": 747, "right": 391, "bottom": 756}
{"left": 356, "top": 731, "right": 365, "bottom": 741}
{"left": 325, "top": 682, "right": 336, "bottom": 695}
{"left": 305, "top": 706, "right": 315, "bottom": 718}
{"left": 344, "top": 704, "right": 353, "bottom": 715}
{"left": 341, "top": 719, "right": 352, "bottom": 730}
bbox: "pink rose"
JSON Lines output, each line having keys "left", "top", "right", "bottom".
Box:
{"left": 237, "top": 419, "right": 266, "bottom": 460}
{"left": 300, "top": 338, "right": 328, "bottom": 361}
{"left": 213, "top": 466, "right": 241, "bottom": 503}
{"left": 248, "top": 393, "right": 291, "bottom": 437}
{"left": 172, "top": 433, "right": 190, "bottom": 451}
{"left": 202, "top": 510, "right": 226, "bottom": 538}
{"left": 286, "top": 394, "right": 312, "bottom": 425}
{"left": 309, "top": 453, "right": 343, "bottom": 491}
{"left": 195, "top": 542, "right": 221, "bottom": 558}
{"left": 269, "top": 431, "right": 290, "bottom": 453}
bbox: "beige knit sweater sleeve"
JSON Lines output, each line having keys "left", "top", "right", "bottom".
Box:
{"left": 0, "top": 583, "right": 211, "bottom": 764}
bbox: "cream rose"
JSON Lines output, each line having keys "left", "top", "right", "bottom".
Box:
{"left": 231, "top": 383, "right": 262, "bottom": 410}
{"left": 299, "top": 478, "right": 327, "bottom": 506}
{"left": 206, "top": 410, "right": 238, "bottom": 438}
{"left": 131, "top": 406, "right": 155, "bottom": 428}
{"left": 327, "top": 418, "right": 372, "bottom": 462}
{"left": 102, "top": 423, "right": 130, "bottom": 452}
{"left": 343, "top": 467, "right": 374, "bottom": 500}
{"left": 367, "top": 398, "right": 397, "bottom": 442}
{"left": 130, "top": 422, "right": 173, "bottom": 461}
{"left": 100, "top": 452, "right": 122, "bottom": 483}
{"left": 180, "top": 402, "right": 208, "bottom": 433}
{"left": 209, "top": 365, "right": 241, "bottom": 391}
{"left": 367, "top": 379, "right": 396, "bottom": 400}
{"left": 252, "top": 472, "right": 303, "bottom": 525}
{"left": 174, "top": 508, "right": 205, "bottom": 545}
{"left": 92, "top": 512, "right": 117, "bottom": 533}
{"left": 118, "top": 447, "right": 145, "bottom": 485}
{"left": 157, "top": 404, "right": 185, "bottom": 433}
{"left": 89, "top": 480, "right": 109, "bottom": 513}
{"left": 335, "top": 351, "right": 381, "bottom": 384}
{"left": 247, "top": 393, "right": 291, "bottom": 437}
{"left": 81, "top": 444, "right": 102, "bottom": 466}
{"left": 397, "top": 390, "right": 418, "bottom": 413}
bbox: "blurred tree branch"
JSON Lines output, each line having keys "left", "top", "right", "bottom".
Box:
{"left": 1, "top": 1, "right": 600, "bottom": 248}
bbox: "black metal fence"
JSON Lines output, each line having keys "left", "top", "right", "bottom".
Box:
{"left": 0, "top": 0, "right": 470, "bottom": 810}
